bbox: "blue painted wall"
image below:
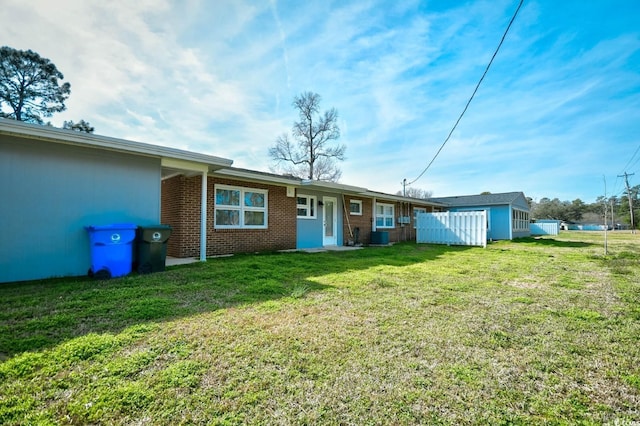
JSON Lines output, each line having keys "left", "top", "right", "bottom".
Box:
{"left": 296, "top": 190, "right": 343, "bottom": 249}
{"left": 489, "top": 205, "right": 512, "bottom": 240}
{"left": 449, "top": 205, "right": 512, "bottom": 240}
{"left": 0, "top": 136, "right": 161, "bottom": 283}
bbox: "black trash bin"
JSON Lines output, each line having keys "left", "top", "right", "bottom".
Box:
{"left": 136, "top": 225, "right": 172, "bottom": 274}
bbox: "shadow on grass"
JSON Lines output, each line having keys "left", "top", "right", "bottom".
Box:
{"left": 511, "top": 236, "right": 596, "bottom": 248}
{"left": 0, "top": 242, "right": 468, "bottom": 358}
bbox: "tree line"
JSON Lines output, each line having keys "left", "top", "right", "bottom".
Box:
{"left": 530, "top": 187, "right": 640, "bottom": 227}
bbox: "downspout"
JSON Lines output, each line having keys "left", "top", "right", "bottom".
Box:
{"left": 342, "top": 194, "right": 354, "bottom": 239}
{"left": 200, "top": 171, "right": 208, "bottom": 261}
{"left": 372, "top": 197, "right": 377, "bottom": 232}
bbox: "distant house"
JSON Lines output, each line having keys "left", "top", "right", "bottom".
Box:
{"left": 428, "top": 192, "right": 531, "bottom": 240}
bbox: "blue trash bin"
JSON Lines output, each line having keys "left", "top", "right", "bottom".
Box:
{"left": 85, "top": 224, "right": 137, "bottom": 279}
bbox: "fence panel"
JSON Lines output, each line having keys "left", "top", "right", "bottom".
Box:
{"left": 417, "top": 211, "right": 487, "bottom": 247}
{"left": 530, "top": 222, "right": 559, "bottom": 235}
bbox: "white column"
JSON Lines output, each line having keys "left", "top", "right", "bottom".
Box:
{"left": 200, "top": 171, "right": 208, "bottom": 261}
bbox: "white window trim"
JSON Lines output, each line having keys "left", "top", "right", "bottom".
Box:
{"left": 512, "top": 208, "right": 529, "bottom": 232}
{"left": 376, "top": 203, "right": 395, "bottom": 229}
{"left": 214, "top": 184, "right": 268, "bottom": 229}
{"left": 296, "top": 194, "right": 317, "bottom": 219}
{"left": 413, "top": 207, "right": 427, "bottom": 228}
{"left": 349, "top": 200, "right": 362, "bottom": 216}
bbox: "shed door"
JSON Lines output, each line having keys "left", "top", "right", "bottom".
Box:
{"left": 322, "top": 197, "right": 338, "bottom": 246}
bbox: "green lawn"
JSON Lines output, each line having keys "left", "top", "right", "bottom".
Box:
{"left": 1, "top": 231, "right": 639, "bottom": 425}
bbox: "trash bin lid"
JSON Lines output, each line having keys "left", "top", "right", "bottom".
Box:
{"left": 138, "top": 225, "right": 172, "bottom": 243}
{"left": 85, "top": 223, "right": 138, "bottom": 231}
{"left": 85, "top": 223, "right": 138, "bottom": 244}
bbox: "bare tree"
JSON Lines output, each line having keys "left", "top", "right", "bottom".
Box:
{"left": 396, "top": 187, "right": 433, "bottom": 199}
{"left": 269, "top": 92, "right": 345, "bottom": 181}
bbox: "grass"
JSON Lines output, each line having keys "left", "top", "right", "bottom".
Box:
{"left": 0, "top": 231, "right": 639, "bottom": 425}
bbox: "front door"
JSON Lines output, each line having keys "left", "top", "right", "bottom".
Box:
{"left": 322, "top": 196, "right": 338, "bottom": 246}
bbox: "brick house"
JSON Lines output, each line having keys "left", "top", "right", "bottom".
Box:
{"left": 1, "top": 118, "right": 443, "bottom": 283}
{"left": 161, "top": 167, "right": 444, "bottom": 258}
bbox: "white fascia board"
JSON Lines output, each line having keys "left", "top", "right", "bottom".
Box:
{"left": 213, "top": 168, "right": 301, "bottom": 186}
{"left": 359, "top": 191, "right": 447, "bottom": 207}
{"left": 0, "top": 118, "right": 233, "bottom": 168}
{"left": 300, "top": 179, "right": 368, "bottom": 194}
{"left": 161, "top": 158, "right": 210, "bottom": 173}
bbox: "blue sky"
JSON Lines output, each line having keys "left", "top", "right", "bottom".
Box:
{"left": 2, "top": 0, "right": 639, "bottom": 203}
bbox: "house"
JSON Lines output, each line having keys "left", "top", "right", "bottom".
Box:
{"left": 1, "top": 119, "right": 442, "bottom": 283}
{"left": 161, "top": 167, "right": 443, "bottom": 258}
{"left": 0, "top": 119, "right": 232, "bottom": 283}
{"left": 428, "top": 192, "right": 531, "bottom": 240}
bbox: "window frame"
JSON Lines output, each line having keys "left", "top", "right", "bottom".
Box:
{"left": 296, "top": 194, "right": 317, "bottom": 219}
{"left": 375, "top": 203, "right": 395, "bottom": 229}
{"left": 349, "top": 199, "right": 363, "bottom": 216}
{"left": 214, "top": 184, "right": 268, "bottom": 229}
{"left": 512, "top": 208, "right": 529, "bottom": 232}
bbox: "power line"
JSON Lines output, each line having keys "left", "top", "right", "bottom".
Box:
{"left": 621, "top": 143, "right": 640, "bottom": 174}
{"left": 406, "top": 0, "right": 525, "bottom": 186}
{"left": 612, "top": 143, "right": 640, "bottom": 197}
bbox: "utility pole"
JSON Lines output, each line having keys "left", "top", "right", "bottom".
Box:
{"left": 618, "top": 172, "right": 636, "bottom": 234}
{"left": 611, "top": 199, "right": 614, "bottom": 231}
{"left": 603, "top": 176, "right": 608, "bottom": 255}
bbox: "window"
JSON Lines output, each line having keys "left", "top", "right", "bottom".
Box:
{"left": 349, "top": 200, "right": 362, "bottom": 215}
{"left": 375, "top": 203, "right": 395, "bottom": 228}
{"left": 413, "top": 207, "right": 427, "bottom": 228}
{"left": 297, "top": 195, "right": 316, "bottom": 219}
{"left": 512, "top": 209, "right": 529, "bottom": 231}
{"left": 215, "top": 184, "right": 267, "bottom": 229}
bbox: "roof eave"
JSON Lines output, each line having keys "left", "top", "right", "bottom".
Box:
{"left": 300, "top": 179, "right": 368, "bottom": 194}
{"left": 213, "top": 168, "right": 301, "bottom": 186}
{"left": 0, "top": 118, "right": 233, "bottom": 169}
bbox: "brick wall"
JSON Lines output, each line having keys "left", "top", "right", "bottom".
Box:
{"left": 161, "top": 175, "right": 297, "bottom": 258}
{"left": 161, "top": 175, "right": 201, "bottom": 258}
{"left": 340, "top": 198, "right": 436, "bottom": 245}
{"left": 342, "top": 196, "right": 373, "bottom": 245}
{"left": 206, "top": 177, "right": 296, "bottom": 256}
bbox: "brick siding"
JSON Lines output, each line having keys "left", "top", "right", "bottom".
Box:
{"left": 161, "top": 175, "right": 202, "bottom": 258}
{"left": 341, "top": 196, "right": 373, "bottom": 245}
{"left": 340, "top": 197, "right": 435, "bottom": 245}
{"left": 161, "top": 175, "right": 296, "bottom": 258}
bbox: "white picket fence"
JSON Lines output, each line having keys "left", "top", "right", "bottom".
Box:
{"left": 530, "top": 222, "right": 559, "bottom": 236}
{"left": 416, "top": 211, "right": 487, "bottom": 247}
